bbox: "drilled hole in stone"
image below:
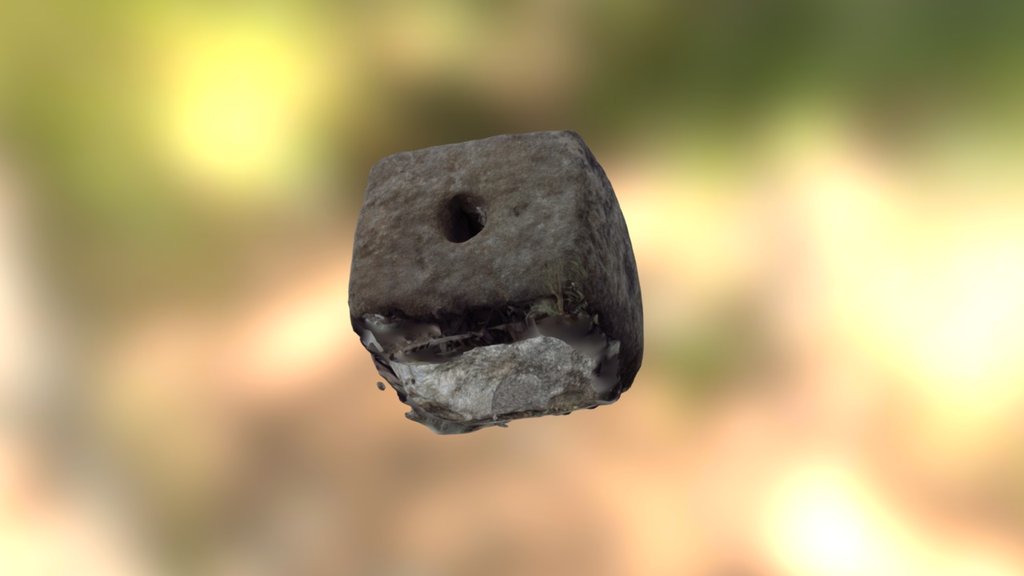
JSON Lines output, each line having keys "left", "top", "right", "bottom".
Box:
{"left": 442, "top": 193, "right": 486, "bottom": 243}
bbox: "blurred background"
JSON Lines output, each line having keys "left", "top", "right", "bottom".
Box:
{"left": 2, "top": 0, "right": 1024, "bottom": 574}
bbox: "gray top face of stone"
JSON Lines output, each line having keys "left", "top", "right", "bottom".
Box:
{"left": 349, "top": 130, "right": 643, "bottom": 392}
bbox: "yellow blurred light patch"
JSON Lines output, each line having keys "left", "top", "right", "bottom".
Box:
{"left": 761, "top": 456, "right": 1024, "bottom": 576}
{"left": 761, "top": 458, "right": 922, "bottom": 576}
{"left": 149, "top": 7, "right": 329, "bottom": 203}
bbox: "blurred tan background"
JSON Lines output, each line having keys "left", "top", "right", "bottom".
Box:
{"left": 2, "top": 1, "right": 1024, "bottom": 574}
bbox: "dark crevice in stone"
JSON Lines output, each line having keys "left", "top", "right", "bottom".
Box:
{"left": 440, "top": 193, "right": 486, "bottom": 243}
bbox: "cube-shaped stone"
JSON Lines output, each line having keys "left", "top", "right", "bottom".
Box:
{"left": 349, "top": 131, "right": 642, "bottom": 433}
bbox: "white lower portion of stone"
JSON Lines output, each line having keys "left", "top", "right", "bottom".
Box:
{"left": 389, "top": 336, "right": 601, "bottom": 422}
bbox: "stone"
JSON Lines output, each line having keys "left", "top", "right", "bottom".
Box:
{"left": 349, "top": 130, "right": 642, "bottom": 433}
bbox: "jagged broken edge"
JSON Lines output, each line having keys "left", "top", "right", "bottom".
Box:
{"left": 352, "top": 293, "right": 624, "bottom": 433}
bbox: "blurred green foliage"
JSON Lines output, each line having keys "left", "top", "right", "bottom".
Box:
{"left": 1, "top": 0, "right": 1023, "bottom": 309}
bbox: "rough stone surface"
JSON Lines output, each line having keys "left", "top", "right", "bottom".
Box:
{"left": 349, "top": 130, "right": 643, "bottom": 433}
{"left": 392, "top": 337, "right": 600, "bottom": 430}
